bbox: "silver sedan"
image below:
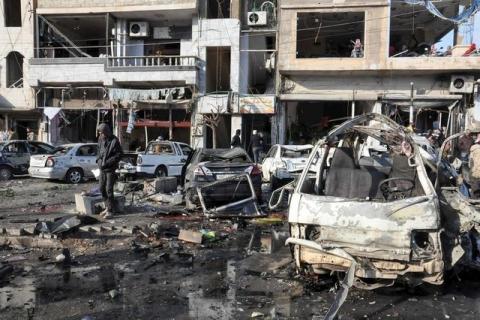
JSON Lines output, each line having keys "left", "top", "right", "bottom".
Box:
{"left": 29, "top": 143, "right": 99, "bottom": 184}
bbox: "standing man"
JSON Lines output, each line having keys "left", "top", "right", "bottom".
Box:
{"left": 251, "top": 130, "right": 263, "bottom": 164}
{"left": 26, "top": 127, "right": 35, "bottom": 141}
{"left": 96, "top": 123, "right": 123, "bottom": 218}
{"left": 7, "top": 128, "right": 17, "bottom": 141}
{"left": 231, "top": 129, "right": 242, "bottom": 148}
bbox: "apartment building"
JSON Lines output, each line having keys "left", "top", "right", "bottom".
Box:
{"left": 26, "top": 0, "right": 279, "bottom": 151}
{"left": 0, "top": 0, "right": 38, "bottom": 140}
{"left": 276, "top": 0, "right": 480, "bottom": 144}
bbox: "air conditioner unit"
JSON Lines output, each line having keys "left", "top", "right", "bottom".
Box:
{"left": 248, "top": 11, "right": 268, "bottom": 27}
{"left": 129, "top": 21, "right": 149, "bottom": 38}
{"left": 153, "top": 27, "right": 173, "bottom": 39}
{"left": 450, "top": 75, "right": 475, "bottom": 94}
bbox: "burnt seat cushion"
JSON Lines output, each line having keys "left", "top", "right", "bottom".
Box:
{"left": 325, "top": 147, "right": 386, "bottom": 199}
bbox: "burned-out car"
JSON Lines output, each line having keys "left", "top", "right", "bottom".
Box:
{"left": 284, "top": 114, "right": 480, "bottom": 293}
{"left": 183, "top": 148, "right": 263, "bottom": 216}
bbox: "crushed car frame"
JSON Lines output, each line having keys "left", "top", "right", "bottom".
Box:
{"left": 283, "top": 113, "right": 480, "bottom": 290}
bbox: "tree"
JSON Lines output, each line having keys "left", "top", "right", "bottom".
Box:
{"left": 199, "top": 105, "right": 222, "bottom": 148}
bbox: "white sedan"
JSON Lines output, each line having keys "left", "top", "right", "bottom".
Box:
{"left": 262, "top": 144, "right": 313, "bottom": 189}
{"left": 29, "top": 143, "right": 99, "bottom": 184}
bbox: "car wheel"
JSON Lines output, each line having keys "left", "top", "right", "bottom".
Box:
{"left": 66, "top": 168, "right": 83, "bottom": 184}
{"left": 155, "top": 166, "right": 167, "bottom": 178}
{"left": 0, "top": 167, "right": 12, "bottom": 181}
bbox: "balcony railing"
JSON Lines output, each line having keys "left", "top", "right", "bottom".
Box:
{"left": 107, "top": 56, "right": 199, "bottom": 68}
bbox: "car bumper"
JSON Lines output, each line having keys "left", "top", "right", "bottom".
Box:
{"left": 28, "top": 167, "right": 67, "bottom": 180}
{"left": 136, "top": 165, "right": 156, "bottom": 176}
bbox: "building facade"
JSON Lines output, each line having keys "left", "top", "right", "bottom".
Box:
{"left": 25, "top": 0, "right": 279, "bottom": 152}
{"left": 0, "top": 0, "right": 38, "bottom": 140}
{"left": 276, "top": 0, "right": 480, "bottom": 144}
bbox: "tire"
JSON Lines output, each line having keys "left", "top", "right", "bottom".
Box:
{"left": 0, "top": 167, "right": 12, "bottom": 181}
{"left": 65, "top": 168, "right": 83, "bottom": 184}
{"left": 155, "top": 166, "right": 168, "bottom": 178}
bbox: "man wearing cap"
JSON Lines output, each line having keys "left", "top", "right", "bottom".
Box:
{"left": 96, "top": 123, "right": 123, "bottom": 218}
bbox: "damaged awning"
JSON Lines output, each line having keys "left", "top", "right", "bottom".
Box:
{"left": 382, "top": 94, "right": 462, "bottom": 109}
{"left": 109, "top": 87, "right": 189, "bottom": 102}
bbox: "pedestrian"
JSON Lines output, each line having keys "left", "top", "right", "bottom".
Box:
{"left": 469, "top": 135, "right": 480, "bottom": 197}
{"left": 458, "top": 130, "right": 473, "bottom": 161}
{"left": 7, "top": 128, "right": 18, "bottom": 141}
{"left": 96, "top": 123, "right": 123, "bottom": 218}
{"left": 250, "top": 130, "right": 264, "bottom": 164}
{"left": 231, "top": 129, "right": 242, "bottom": 148}
{"left": 26, "top": 127, "right": 35, "bottom": 141}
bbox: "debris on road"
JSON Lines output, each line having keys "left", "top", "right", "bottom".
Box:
{"left": 178, "top": 229, "right": 203, "bottom": 244}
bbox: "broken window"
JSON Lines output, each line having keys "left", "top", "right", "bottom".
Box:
{"left": 206, "top": 0, "right": 231, "bottom": 19}
{"left": 300, "top": 119, "right": 426, "bottom": 202}
{"left": 389, "top": 1, "right": 479, "bottom": 57}
{"left": 296, "top": 12, "right": 365, "bottom": 58}
{"left": 6, "top": 51, "right": 23, "bottom": 88}
{"left": 3, "top": 0, "right": 22, "bottom": 27}
{"left": 206, "top": 47, "right": 231, "bottom": 93}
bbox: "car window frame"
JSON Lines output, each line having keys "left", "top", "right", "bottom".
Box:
{"left": 28, "top": 141, "right": 56, "bottom": 155}
{"left": 76, "top": 145, "right": 98, "bottom": 157}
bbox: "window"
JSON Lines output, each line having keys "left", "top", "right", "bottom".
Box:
{"left": 4, "top": 0, "right": 22, "bottom": 27}
{"left": 6, "top": 51, "right": 24, "bottom": 87}
{"left": 180, "top": 144, "right": 193, "bottom": 156}
{"left": 28, "top": 142, "right": 56, "bottom": 155}
{"left": 266, "top": 146, "right": 277, "bottom": 158}
{"left": 5, "top": 142, "right": 27, "bottom": 154}
{"left": 147, "top": 142, "right": 174, "bottom": 155}
{"left": 77, "top": 145, "right": 98, "bottom": 157}
{"left": 296, "top": 12, "right": 365, "bottom": 58}
{"left": 281, "top": 147, "right": 312, "bottom": 158}
{"left": 206, "top": 0, "right": 230, "bottom": 19}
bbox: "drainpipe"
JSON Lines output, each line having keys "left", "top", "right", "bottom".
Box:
{"left": 409, "top": 82, "right": 414, "bottom": 125}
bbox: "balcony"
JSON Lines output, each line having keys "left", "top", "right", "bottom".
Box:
{"left": 28, "top": 56, "right": 200, "bottom": 87}
{"left": 37, "top": 0, "right": 197, "bottom": 14}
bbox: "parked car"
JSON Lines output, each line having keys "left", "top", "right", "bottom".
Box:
{"left": 0, "top": 140, "right": 56, "bottom": 181}
{"left": 183, "top": 148, "right": 262, "bottom": 210}
{"left": 262, "top": 144, "right": 313, "bottom": 189}
{"left": 136, "top": 140, "right": 192, "bottom": 178}
{"left": 282, "top": 114, "right": 480, "bottom": 293}
{"left": 29, "top": 143, "right": 99, "bottom": 184}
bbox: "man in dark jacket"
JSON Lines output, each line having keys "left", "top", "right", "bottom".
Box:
{"left": 231, "top": 129, "right": 242, "bottom": 148}
{"left": 96, "top": 123, "right": 123, "bottom": 218}
{"left": 250, "top": 130, "right": 264, "bottom": 163}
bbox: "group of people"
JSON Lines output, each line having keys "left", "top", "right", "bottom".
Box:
{"left": 0, "top": 127, "right": 35, "bottom": 142}
{"left": 230, "top": 129, "right": 265, "bottom": 164}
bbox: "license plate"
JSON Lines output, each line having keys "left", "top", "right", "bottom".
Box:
{"left": 217, "top": 174, "right": 235, "bottom": 180}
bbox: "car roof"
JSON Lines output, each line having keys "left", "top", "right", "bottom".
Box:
{"left": 278, "top": 144, "right": 313, "bottom": 150}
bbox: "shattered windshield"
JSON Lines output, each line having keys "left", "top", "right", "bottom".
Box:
{"left": 300, "top": 115, "right": 427, "bottom": 202}
{"left": 200, "top": 148, "right": 251, "bottom": 163}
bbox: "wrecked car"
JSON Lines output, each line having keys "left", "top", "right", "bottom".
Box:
{"left": 0, "top": 140, "right": 56, "bottom": 181}
{"left": 284, "top": 113, "right": 480, "bottom": 291}
{"left": 262, "top": 144, "right": 313, "bottom": 189}
{"left": 183, "top": 148, "right": 262, "bottom": 215}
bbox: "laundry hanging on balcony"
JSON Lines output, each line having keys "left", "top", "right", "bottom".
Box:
{"left": 108, "top": 88, "right": 186, "bottom": 102}
{"left": 403, "top": 0, "right": 480, "bottom": 24}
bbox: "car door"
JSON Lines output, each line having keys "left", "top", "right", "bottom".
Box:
{"left": 75, "top": 145, "right": 98, "bottom": 177}
{"left": 168, "top": 142, "right": 187, "bottom": 176}
{"left": 3, "top": 142, "right": 30, "bottom": 173}
{"left": 262, "top": 146, "right": 277, "bottom": 181}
